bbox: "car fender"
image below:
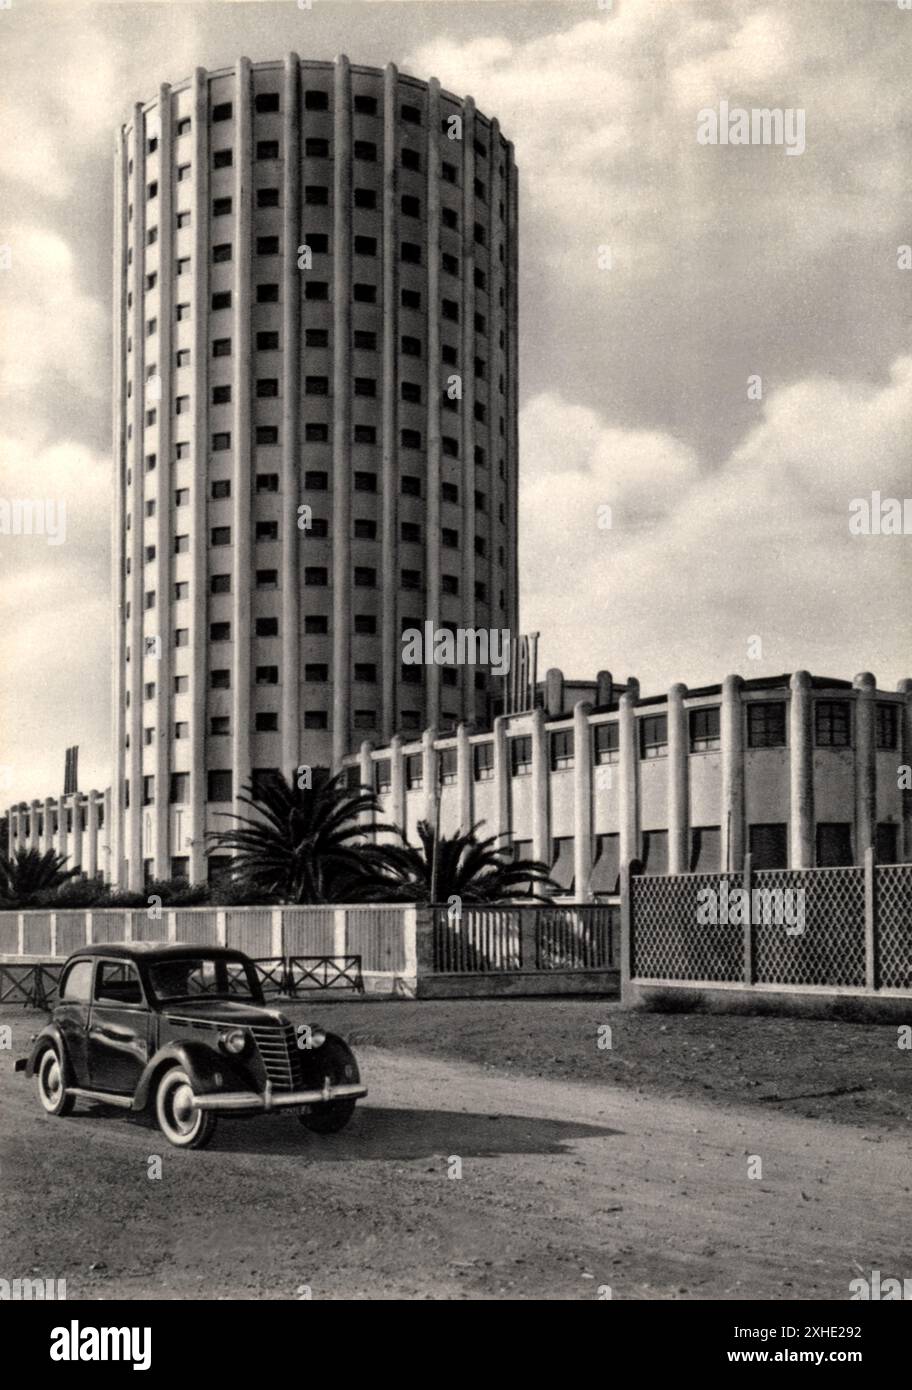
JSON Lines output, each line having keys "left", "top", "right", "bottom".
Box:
{"left": 132, "top": 1041, "right": 254, "bottom": 1112}
{"left": 17, "top": 1023, "right": 70, "bottom": 1082}
{"left": 298, "top": 1031, "right": 360, "bottom": 1086}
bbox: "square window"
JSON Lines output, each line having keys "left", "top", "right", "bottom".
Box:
{"left": 257, "top": 235, "right": 279, "bottom": 256}
{"left": 354, "top": 188, "right": 376, "bottom": 209}
{"left": 212, "top": 102, "right": 233, "bottom": 123}
{"left": 815, "top": 701, "right": 851, "bottom": 748}
{"left": 689, "top": 706, "right": 721, "bottom": 753}
{"left": 256, "top": 712, "right": 279, "bottom": 732}
{"left": 747, "top": 701, "right": 786, "bottom": 749}
{"left": 255, "top": 93, "right": 280, "bottom": 114}
{"left": 640, "top": 715, "right": 668, "bottom": 759}
{"left": 213, "top": 149, "right": 233, "bottom": 169}
{"left": 256, "top": 140, "right": 279, "bottom": 161}
{"left": 257, "top": 188, "right": 280, "bottom": 210}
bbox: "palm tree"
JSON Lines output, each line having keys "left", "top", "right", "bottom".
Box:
{"left": 0, "top": 848, "right": 78, "bottom": 908}
{"left": 364, "top": 819, "right": 559, "bottom": 905}
{"left": 206, "top": 769, "right": 388, "bottom": 904}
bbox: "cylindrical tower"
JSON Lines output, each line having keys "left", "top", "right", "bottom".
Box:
{"left": 112, "top": 55, "right": 519, "bottom": 889}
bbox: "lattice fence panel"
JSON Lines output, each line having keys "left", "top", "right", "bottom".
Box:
{"left": 876, "top": 864, "right": 912, "bottom": 990}
{"left": 753, "top": 868, "right": 865, "bottom": 987}
{"left": 631, "top": 873, "right": 743, "bottom": 981}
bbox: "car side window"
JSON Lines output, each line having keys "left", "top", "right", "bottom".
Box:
{"left": 60, "top": 960, "right": 94, "bottom": 1004}
{"left": 95, "top": 961, "right": 144, "bottom": 1006}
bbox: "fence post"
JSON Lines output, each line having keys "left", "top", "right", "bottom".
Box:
{"left": 17, "top": 911, "right": 25, "bottom": 957}
{"left": 519, "top": 908, "right": 538, "bottom": 971}
{"left": 403, "top": 906, "right": 418, "bottom": 987}
{"left": 742, "top": 852, "right": 754, "bottom": 986}
{"left": 271, "top": 908, "right": 283, "bottom": 960}
{"left": 85, "top": 910, "right": 93, "bottom": 946}
{"left": 619, "top": 860, "right": 641, "bottom": 1002}
{"left": 333, "top": 907, "right": 346, "bottom": 961}
{"left": 167, "top": 910, "right": 177, "bottom": 944}
{"left": 49, "top": 912, "right": 58, "bottom": 959}
{"left": 864, "top": 847, "right": 877, "bottom": 992}
{"left": 216, "top": 909, "right": 227, "bottom": 947}
{"left": 124, "top": 909, "right": 134, "bottom": 943}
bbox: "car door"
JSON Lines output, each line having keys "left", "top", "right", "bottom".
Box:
{"left": 55, "top": 958, "right": 94, "bottom": 1086}
{"left": 87, "top": 960, "right": 152, "bottom": 1095}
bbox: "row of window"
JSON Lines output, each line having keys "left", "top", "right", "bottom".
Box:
{"left": 361, "top": 701, "right": 901, "bottom": 788}
{"left": 149, "top": 90, "right": 500, "bottom": 150}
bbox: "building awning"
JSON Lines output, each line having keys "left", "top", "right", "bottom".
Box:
{"left": 550, "top": 837, "right": 575, "bottom": 893}
{"left": 591, "top": 834, "right": 620, "bottom": 894}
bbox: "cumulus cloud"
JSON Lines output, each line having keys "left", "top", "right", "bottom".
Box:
{"left": 521, "top": 358, "right": 912, "bottom": 692}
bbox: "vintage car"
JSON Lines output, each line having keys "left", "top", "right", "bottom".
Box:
{"left": 15, "top": 943, "right": 367, "bottom": 1149}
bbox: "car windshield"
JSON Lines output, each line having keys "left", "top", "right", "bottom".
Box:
{"left": 147, "top": 957, "right": 260, "bottom": 1003}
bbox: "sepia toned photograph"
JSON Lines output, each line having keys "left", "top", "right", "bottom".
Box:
{"left": 0, "top": 0, "right": 910, "bottom": 1349}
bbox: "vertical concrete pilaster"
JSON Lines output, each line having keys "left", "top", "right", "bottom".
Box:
{"left": 573, "top": 701, "right": 593, "bottom": 900}
{"left": 530, "top": 707, "right": 550, "bottom": 866}
{"left": 331, "top": 53, "right": 353, "bottom": 769}
{"left": 789, "top": 670, "right": 815, "bottom": 868}
{"left": 457, "top": 722, "right": 472, "bottom": 832}
{"left": 853, "top": 672, "right": 877, "bottom": 862}
{"left": 667, "top": 683, "right": 689, "bottom": 875}
{"left": 280, "top": 52, "right": 302, "bottom": 777}
{"left": 231, "top": 57, "right": 253, "bottom": 816}
{"left": 618, "top": 690, "right": 639, "bottom": 870}
{"left": 898, "top": 679, "right": 912, "bottom": 862}
{"left": 721, "top": 675, "right": 745, "bottom": 872}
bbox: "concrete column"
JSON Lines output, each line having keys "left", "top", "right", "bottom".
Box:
{"left": 153, "top": 80, "right": 174, "bottom": 882}
{"left": 530, "top": 707, "right": 550, "bottom": 865}
{"left": 486, "top": 118, "right": 503, "bottom": 665}
{"left": 381, "top": 62, "right": 402, "bottom": 742}
{"left": 87, "top": 790, "right": 99, "bottom": 880}
{"left": 667, "top": 683, "right": 689, "bottom": 875}
{"left": 57, "top": 790, "right": 68, "bottom": 867}
{"left": 573, "top": 701, "right": 593, "bottom": 901}
{"left": 789, "top": 670, "right": 815, "bottom": 868}
{"left": 111, "top": 122, "right": 128, "bottom": 893}
{"left": 505, "top": 139, "right": 519, "bottom": 641}
{"left": 545, "top": 667, "right": 564, "bottom": 717}
{"left": 853, "top": 672, "right": 877, "bottom": 861}
{"left": 280, "top": 52, "right": 302, "bottom": 778}
{"left": 127, "top": 101, "right": 146, "bottom": 890}
{"left": 43, "top": 796, "right": 54, "bottom": 854}
{"left": 422, "top": 726, "right": 440, "bottom": 829}
{"left": 389, "top": 734, "right": 405, "bottom": 835}
{"left": 460, "top": 97, "right": 477, "bottom": 725}
{"left": 720, "top": 675, "right": 745, "bottom": 872}
{"left": 358, "top": 741, "right": 376, "bottom": 841}
{"left": 457, "top": 722, "right": 472, "bottom": 833}
{"left": 331, "top": 53, "right": 353, "bottom": 770}
{"left": 71, "top": 794, "right": 84, "bottom": 873}
{"left": 231, "top": 56, "right": 253, "bottom": 815}
{"left": 618, "top": 689, "right": 639, "bottom": 869}
{"left": 188, "top": 66, "right": 210, "bottom": 885}
{"left": 103, "top": 786, "right": 113, "bottom": 884}
{"left": 899, "top": 679, "right": 912, "bottom": 862}
{"left": 423, "top": 76, "right": 442, "bottom": 734}
{"left": 493, "top": 713, "right": 510, "bottom": 842}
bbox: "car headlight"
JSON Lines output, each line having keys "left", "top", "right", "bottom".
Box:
{"left": 309, "top": 1027, "right": 327, "bottom": 1049}
{"left": 220, "top": 1028, "right": 247, "bottom": 1055}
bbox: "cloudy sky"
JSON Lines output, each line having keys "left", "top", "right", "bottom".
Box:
{"left": 1, "top": 0, "right": 910, "bottom": 805}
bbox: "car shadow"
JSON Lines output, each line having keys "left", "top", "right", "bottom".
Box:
{"left": 207, "top": 1105, "right": 621, "bottom": 1161}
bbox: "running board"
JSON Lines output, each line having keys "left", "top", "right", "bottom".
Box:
{"left": 67, "top": 1088, "right": 133, "bottom": 1109}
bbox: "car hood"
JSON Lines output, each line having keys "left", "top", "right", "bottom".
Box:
{"left": 160, "top": 999, "right": 292, "bottom": 1027}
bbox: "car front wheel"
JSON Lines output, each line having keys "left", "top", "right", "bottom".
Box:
{"left": 37, "top": 1046, "right": 75, "bottom": 1117}
{"left": 298, "top": 1039, "right": 359, "bottom": 1134}
{"left": 155, "top": 1067, "right": 216, "bottom": 1150}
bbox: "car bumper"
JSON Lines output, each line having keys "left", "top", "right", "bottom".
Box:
{"left": 193, "top": 1082, "right": 368, "bottom": 1113}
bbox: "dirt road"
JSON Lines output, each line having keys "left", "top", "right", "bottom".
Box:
{"left": 1, "top": 1011, "right": 906, "bottom": 1300}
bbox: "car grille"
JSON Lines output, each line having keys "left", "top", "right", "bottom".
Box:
{"left": 249, "top": 1023, "right": 305, "bottom": 1092}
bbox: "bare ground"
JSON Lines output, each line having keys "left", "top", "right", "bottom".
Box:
{"left": 0, "top": 999, "right": 908, "bottom": 1300}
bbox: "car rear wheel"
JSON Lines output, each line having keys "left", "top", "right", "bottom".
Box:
{"left": 155, "top": 1068, "right": 216, "bottom": 1150}
{"left": 298, "top": 1039, "right": 359, "bottom": 1134}
{"left": 37, "top": 1046, "right": 75, "bottom": 1117}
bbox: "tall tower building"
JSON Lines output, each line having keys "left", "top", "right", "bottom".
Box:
{"left": 111, "top": 55, "right": 519, "bottom": 889}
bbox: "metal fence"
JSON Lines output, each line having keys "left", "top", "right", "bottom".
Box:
{"left": 430, "top": 904, "right": 618, "bottom": 974}
{"left": 0, "top": 904, "right": 415, "bottom": 982}
{"left": 0, "top": 955, "right": 363, "bottom": 1009}
{"left": 626, "top": 854, "right": 912, "bottom": 996}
